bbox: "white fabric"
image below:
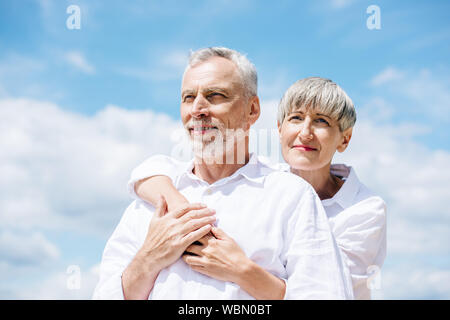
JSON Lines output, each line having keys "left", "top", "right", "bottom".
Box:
{"left": 255, "top": 159, "right": 387, "bottom": 299}
{"left": 324, "top": 164, "right": 386, "bottom": 300}
{"left": 94, "top": 154, "right": 354, "bottom": 300}
{"left": 125, "top": 155, "right": 386, "bottom": 300}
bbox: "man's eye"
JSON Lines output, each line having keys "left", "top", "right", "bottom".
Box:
{"left": 183, "top": 95, "right": 195, "bottom": 102}
{"left": 208, "top": 92, "right": 225, "bottom": 98}
{"left": 206, "top": 92, "right": 227, "bottom": 102}
{"left": 289, "top": 115, "right": 302, "bottom": 121}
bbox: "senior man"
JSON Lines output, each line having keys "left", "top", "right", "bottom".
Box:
{"left": 93, "top": 47, "right": 353, "bottom": 300}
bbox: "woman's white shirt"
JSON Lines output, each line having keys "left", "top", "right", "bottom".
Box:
{"left": 268, "top": 161, "right": 387, "bottom": 300}
{"left": 128, "top": 156, "right": 386, "bottom": 300}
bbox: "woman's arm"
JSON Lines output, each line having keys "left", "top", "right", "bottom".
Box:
{"left": 127, "top": 155, "right": 188, "bottom": 211}
{"left": 135, "top": 175, "right": 189, "bottom": 212}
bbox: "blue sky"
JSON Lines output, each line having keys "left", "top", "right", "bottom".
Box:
{"left": 1, "top": 0, "right": 449, "bottom": 146}
{"left": 0, "top": 0, "right": 449, "bottom": 299}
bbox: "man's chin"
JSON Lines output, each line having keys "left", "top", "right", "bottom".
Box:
{"left": 193, "top": 150, "right": 224, "bottom": 165}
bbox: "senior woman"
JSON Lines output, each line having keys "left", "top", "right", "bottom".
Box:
{"left": 125, "top": 77, "right": 386, "bottom": 300}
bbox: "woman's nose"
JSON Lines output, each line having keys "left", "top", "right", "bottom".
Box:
{"left": 299, "top": 120, "right": 313, "bottom": 140}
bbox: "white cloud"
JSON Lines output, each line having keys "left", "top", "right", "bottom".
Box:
{"left": 376, "top": 266, "right": 450, "bottom": 299}
{"left": 64, "top": 51, "right": 95, "bottom": 74}
{"left": 161, "top": 50, "right": 189, "bottom": 70}
{"left": 10, "top": 264, "right": 100, "bottom": 299}
{"left": 370, "top": 67, "right": 450, "bottom": 121}
{"left": 0, "top": 231, "right": 59, "bottom": 266}
{"left": 371, "top": 67, "right": 405, "bottom": 86}
{"left": 0, "top": 98, "right": 182, "bottom": 237}
{"left": 0, "top": 53, "right": 45, "bottom": 77}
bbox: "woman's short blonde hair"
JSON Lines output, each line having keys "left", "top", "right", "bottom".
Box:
{"left": 277, "top": 77, "right": 356, "bottom": 131}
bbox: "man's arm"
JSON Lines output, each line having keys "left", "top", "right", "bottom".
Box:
{"left": 94, "top": 197, "right": 216, "bottom": 300}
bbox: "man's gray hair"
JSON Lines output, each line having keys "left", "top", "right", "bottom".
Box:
{"left": 277, "top": 77, "right": 356, "bottom": 131}
{"left": 185, "top": 47, "right": 258, "bottom": 97}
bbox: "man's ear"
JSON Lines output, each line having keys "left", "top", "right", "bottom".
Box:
{"left": 337, "top": 127, "right": 353, "bottom": 153}
{"left": 277, "top": 120, "right": 281, "bottom": 135}
{"left": 247, "top": 96, "right": 260, "bottom": 126}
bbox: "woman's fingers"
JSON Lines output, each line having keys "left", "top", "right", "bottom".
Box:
{"left": 182, "top": 254, "right": 203, "bottom": 267}
{"left": 211, "top": 227, "right": 227, "bottom": 240}
{"left": 184, "top": 243, "right": 203, "bottom": 256}
{"left": 182, "top": 224, "right": 213, "bottom": 247}
{"left": 197, "top": 232, "right": 215, "bottom": 245}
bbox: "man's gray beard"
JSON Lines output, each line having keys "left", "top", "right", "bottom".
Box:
{"left": 190, "top": 128, "right": 248, "bottom": 165}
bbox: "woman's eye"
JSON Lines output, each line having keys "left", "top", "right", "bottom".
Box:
{"left": 289, "top": 115, "right": 302, "bottom": 121}
{"left": 316, "top": 118, "right": 329, "bottom": 125}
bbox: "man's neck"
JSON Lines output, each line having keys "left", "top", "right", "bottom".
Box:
{"left": 193, "top": 151, "right": 250, "bottom": 185}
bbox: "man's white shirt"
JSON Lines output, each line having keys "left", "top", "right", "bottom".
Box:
{"left": 93, "top": 154, "right": 354, "bottom": 299}
{"left": 123, "top": 154, "right": 387, "bottom": 299}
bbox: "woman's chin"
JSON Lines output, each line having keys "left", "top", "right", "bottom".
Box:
{"left": 287, "top": 159, "right": 327, "bottom": 172}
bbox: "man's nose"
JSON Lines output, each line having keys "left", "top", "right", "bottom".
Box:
{"left": 191, "top": 95, "right": 209, "bottom": 118}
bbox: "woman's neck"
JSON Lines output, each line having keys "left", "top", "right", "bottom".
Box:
{"left": 291, "top": 164, "right": 344, "bottom": 200}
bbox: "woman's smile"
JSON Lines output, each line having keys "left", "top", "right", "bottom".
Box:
{"left": 292, "top": 144, "right": 318, "bottom": 151}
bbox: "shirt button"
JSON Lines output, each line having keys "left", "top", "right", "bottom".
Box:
{"left": 206, "top": 189, "right": 212, "bottom": 195}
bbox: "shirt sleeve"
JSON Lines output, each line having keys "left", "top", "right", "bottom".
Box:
{"left": 330, "top": 196, "right": 387, "bottom": 299}
{"left": 282, "top": 189, "right": 354, "bottom": 300}
{"left": 92, "top": 201, "right": 143, "bottom": 300}
{"left": 127, "top": 155, "right": 186, "bottom": 200}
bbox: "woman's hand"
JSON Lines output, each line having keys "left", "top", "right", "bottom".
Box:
{"left": 182, "top": 227, "right": 249, "bottom": 284}
{"left": 182, "top": 227, "right": 286, "bottom": 300}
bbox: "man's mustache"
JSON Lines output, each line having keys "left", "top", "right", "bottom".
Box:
{"left": 185, "top": 120, "right": 223, "bottom": 131}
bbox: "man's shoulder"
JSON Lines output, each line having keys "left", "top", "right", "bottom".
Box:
{"left": 263, "top": 169, "right": 315, "bottom": 196}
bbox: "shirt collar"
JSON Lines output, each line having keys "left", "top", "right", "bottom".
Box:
{"left": 322, "top": 164, "right": 361, "bottom": 209}
{"left": 178, "top": 153, "right": 271, "bottom": 187}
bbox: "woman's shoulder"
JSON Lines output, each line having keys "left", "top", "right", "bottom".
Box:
{"left": 328, "top": 165, "right": 386, "bottom": 242}
{"left": 330, "top": 163, "right": 386, "bottom": 211}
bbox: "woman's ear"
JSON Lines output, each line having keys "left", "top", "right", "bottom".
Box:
{"left": 337, "top": 127, "right": 353, "bottom": 153}
{"left": 277, "top": 120, "right": 281, "bottom": 135}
